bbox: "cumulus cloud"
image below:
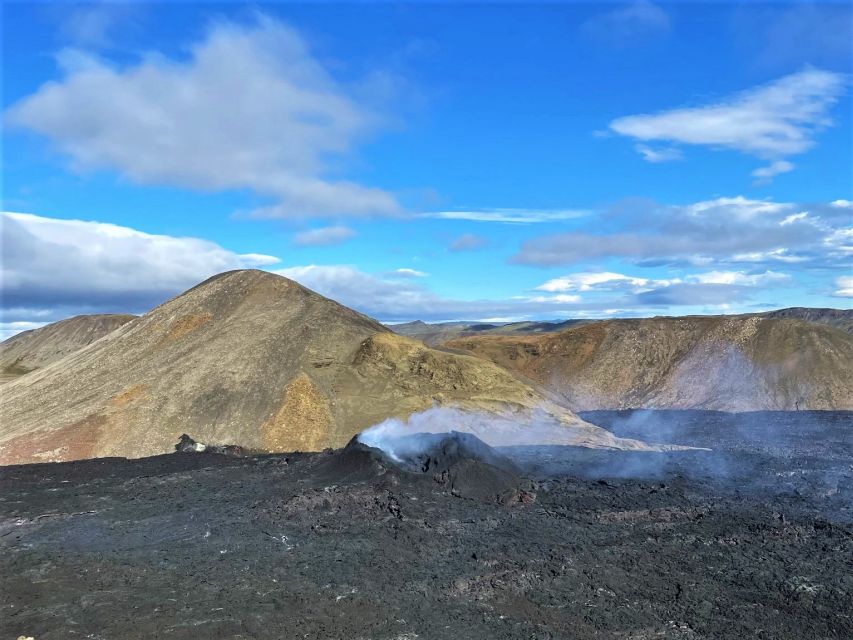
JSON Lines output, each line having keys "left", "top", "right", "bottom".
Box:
{"left": 1, "top": 212, "right": 279, "bottom": 319}
{"left": 5, "top": 16, "right": 400, "bottom": 218}
{"left": 512, "top": 196, "right": 847, "bottom": 268}
{"left": 833, "top": 276, "right": 853, "bottom": 298}
{"left": 609, "top": 68, "right": 847, "bottom": 179}
{"left": 274, "top": 264, "right": 591, "bottom": 322}
{"left": 276, "top": 264, "right": 774, "bottom": 323}
{"left": 0, "top": 211, "right": 833, "bottom": 337}
{"left": 293, "top": 226, "right": 356, "bottom": 247}
{"left": 449, "top": 234, "right": 488, "bottom": 252}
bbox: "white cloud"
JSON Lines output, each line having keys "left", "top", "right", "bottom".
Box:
{"left": 824, "top": 228, "right": 853, "bottom": 256}
{"left": 534, "top": 270, "right": 788, "bottom": 300}
{"left": 513, "top": 196, "right": 845, "bottom": 268}
{"left": 636, "top": 144, "right": 682, "bottom": 163}
{"left": 425, "top": 208, "right": 589, "bottom": 224}
{"left": 536, "top": 272, "right": 656, "bottom": 293}
{"left": 751, "top": 159, "right": 794, "bottom": 183}
{"left": 6, "top": 16, "right": 400, "bottom": 218}
{"left": 728, "top": 249, "right": 809, "bottom": 264}
{"left": 689, "top": 270, "right": 790, "bottom": 286}
{"left": 390, "top": 268, "right": 429, "bottom": 278}
{"left": 609, "top": 68, "right": 846, "bottom": 179}
{"left": 275, "top": 264, "right": 781, "bottom": 323}
{"left": 684, "top": 196, "right": 790, "bottom": 220}
{"left": 780, "top": 212, "right": 809, "bottom": 226}
{"left": 274, "top": 265, "right": 592, "bottom": 322}
{"left": 293, "top": 226, "right": 356, "bottom": 247}
{"left": 831, "top": 199, "right": 853, "bottom": 209}
{"left": 833, "top": 276, "right": 853, "bottom": 297}
{"left": 523, "top": 294, "right": 583, "bottom": 304}
{"left": 1, "top": 211, "right": 279, "bottom": 316}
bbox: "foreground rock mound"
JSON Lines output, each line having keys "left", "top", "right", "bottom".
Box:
{"left": 0, "top": 314, "right": 135, "bottom": 381}
{"left": 446, "top": 315, "right": 853, "bottom": 411}
{"left": 174, "top": 434, "right": 246, "bottom": 457}
{"left": 321, "top": 431, "right": 531, "bottom": 503}
{"left": 0, "top": 270, "right": 615, "bottom": 465}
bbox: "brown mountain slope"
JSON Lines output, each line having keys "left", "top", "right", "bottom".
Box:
{"left": 0, "top": 314, "right": 136, "bottom": 383}
{"left": 0, "top": 270, "right": 639, "bottom": 465}
{"left": 760, "top": 307, "right": 853, "bottom": 333}
{"left": 391, "top": 319, "right": 590, "bottom": 346}
{"left": 445, "top": 315, "right": 853, "bottom": 412}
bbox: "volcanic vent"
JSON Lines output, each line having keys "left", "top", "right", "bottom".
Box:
{"left": 317, "top": 430, "right": 532, "bottom": 504}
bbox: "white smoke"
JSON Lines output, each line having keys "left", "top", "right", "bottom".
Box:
{"left": 357, "top": 405, "right": 588, "bottom": 461}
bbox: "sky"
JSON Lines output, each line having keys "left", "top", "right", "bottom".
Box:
{"left": 2, "top": 1, "right": 852, "bottom": 339}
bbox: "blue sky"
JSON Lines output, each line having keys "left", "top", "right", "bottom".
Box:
{"left": 2, "top": 1, "right": 851, "bottom": 337}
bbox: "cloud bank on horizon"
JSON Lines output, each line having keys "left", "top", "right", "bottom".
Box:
{"left": 1, "top": 3, "right": 851, "bottom": 338}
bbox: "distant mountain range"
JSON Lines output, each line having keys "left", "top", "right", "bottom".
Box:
{"left": 391, "top": 307, "right": 853, "bottom": 346}
{"left": 2, "top": 279, "right": 849, "bottom": 465}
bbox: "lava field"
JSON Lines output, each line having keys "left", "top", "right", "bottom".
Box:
{"left": 1, "top": 411, "right": 851, "bottom": 639}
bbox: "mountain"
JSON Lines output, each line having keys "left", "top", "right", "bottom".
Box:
{"left": 0, "top": 270, "right": 638, "bottom": 465}
{"left": 393, "top": 309, "right": 853, "bottom": 346}
{"left": 0, "top": 314, "right": 136, "bottom": 382}
{"left": 391, "top": 319, "right": 590, "bottom": 347}
{"left": 759, "top": 308, "right": 853, "bottom": 333}
{"left": 445, "top": 315, "right": 853, "bottom": 412}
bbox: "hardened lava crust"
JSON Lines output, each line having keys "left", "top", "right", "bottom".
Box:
{"left": 1, "top": 410, "right": 851, "bottom": 640}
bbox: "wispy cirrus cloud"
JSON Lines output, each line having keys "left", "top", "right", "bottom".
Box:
{"left": 609, "top": 68, "right": 847, "bottom": 180}
{"left": 425, "top": 208, "right": 589, "bottom": 224}
{"left": 580, "top": 1, "right": 671, "bottom": 47}
{"left": 388, "top": 268, "right": 429, "bottom": 278}
{"left": 732, "top": 3, "right": 853, "bottom": 71}
{"left": 293, "top": 226, "right": 357, "bottom": 247}
{"left": 6, "top": 16, "right": 401, "bottom": 219}
{"left": 448, "top": 234, "right": 488, "bottom": 252}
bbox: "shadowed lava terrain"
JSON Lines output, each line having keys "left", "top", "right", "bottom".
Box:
{"left": 2, "top": 411, "right": 851, "bottom": 640}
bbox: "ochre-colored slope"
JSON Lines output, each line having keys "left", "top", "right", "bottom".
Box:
{"left": 445, "top": 315, "right": 853, "bottom": 411}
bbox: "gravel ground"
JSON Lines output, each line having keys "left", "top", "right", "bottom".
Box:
{"left": 1, "top": 410, "right": 851, "bottom": 639}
